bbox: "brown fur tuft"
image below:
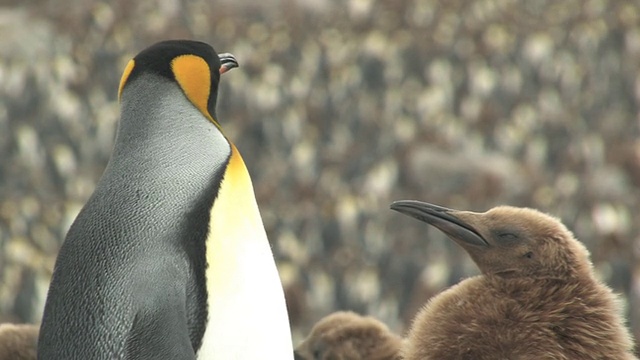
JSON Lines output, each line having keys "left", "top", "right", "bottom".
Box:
{"left": 295, "top": 311, "right": 402, "bottom": 360}
{"left": 397, "top": 205, "right": 636, "bottom": 359}
{"left": 0, "top": 323, "right": 39, "bottom": 360}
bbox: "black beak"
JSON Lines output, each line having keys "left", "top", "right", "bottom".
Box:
{"left": 218, "top": 53, "right": 239, "bottom": 74}
{"left": 390, "top": 200, "right": 489, "bottom": 247}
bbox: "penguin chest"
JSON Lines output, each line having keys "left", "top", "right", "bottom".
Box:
{"left": 197, "top": 147, "right": 293, "bottom": 359}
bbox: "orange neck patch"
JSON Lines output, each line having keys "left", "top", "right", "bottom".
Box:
{"left": 171, "top": 54, "right": 221, "bottom": 129}
{"left": 118, "top": 59, "right": 135, "bottom": 100}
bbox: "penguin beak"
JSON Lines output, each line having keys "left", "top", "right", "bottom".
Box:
{"left": 390, "top": 200, "right": 489, "bottom": 247}
{"left": 218, "top": 53, "right": 239, "bottom": 74}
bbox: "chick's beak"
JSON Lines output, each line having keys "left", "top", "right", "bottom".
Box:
{"left": 390, "top": 200, "right": 489, "bottom": 247}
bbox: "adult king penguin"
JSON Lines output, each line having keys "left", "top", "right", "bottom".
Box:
{"left": 38, "top": 40, "right": 293, "bottom": 359}
{"left": 391, "top": 201, "right": 637, "bottom": 360}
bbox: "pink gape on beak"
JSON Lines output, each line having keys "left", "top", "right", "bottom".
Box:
{"left": 218, "top": 53, "right": 239, "bottom": 74}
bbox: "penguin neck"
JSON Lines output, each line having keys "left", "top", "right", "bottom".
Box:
{"left": 113, "top": 73, "right": 231, "bottom": 182}
{"left": 485, "top": 269, "right": 601, "bottom": 301}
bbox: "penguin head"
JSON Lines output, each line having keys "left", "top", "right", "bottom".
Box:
{"left": 118, "top": 40, "right": 238, "bottom": 128}
{"left": 391, "top": 201, "right": 592, "bottom": 279}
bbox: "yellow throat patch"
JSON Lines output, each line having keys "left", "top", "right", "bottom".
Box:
{"left": 118, "top": 59, "right": 135, "bottom": 100}
{"left": 171, "top": 54, "right": 221, "bottom": 130}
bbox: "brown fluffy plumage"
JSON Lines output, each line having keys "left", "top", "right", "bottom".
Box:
{"left": 294, "top": 311, "right": 402, "bottom": 360}
{"left": 391, "top": 201, "right": 637, "bottom": 360}
{"left": 0, "top": 323, "right": 39, "bottom": 360}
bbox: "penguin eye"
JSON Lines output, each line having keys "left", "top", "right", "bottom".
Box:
{"left": 496, "top": 231, "right": 531, "bottom": 256}
{"left": 496, "top": 232, "right": 519, "bottom": 244}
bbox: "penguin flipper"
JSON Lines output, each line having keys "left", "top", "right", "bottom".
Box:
{"left": 123, "top": 263, "right": 196, "bottom": 360}
{"left": 124, "top": 291, "right": 196, "bottom": 360}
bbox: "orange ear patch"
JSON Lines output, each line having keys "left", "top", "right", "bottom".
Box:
{"left": 118, "top": 59, "right": 135, "bottom": 100}
{"left": 171, "top": 54, "right": 217, "bottom": 125}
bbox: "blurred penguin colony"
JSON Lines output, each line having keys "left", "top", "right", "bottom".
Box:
{"left": 1, "top": 0, "right": 640, "bottom": 356}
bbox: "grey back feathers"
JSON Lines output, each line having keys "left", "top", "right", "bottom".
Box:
{"left": 38, "top": 73, "right": 230, "bottom": 359}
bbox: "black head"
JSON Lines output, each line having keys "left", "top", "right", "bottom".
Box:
{"left": 118, "top": 40, "right": 238, "bottom": 127}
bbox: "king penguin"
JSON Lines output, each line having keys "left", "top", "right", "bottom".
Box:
{"left": 38, "top": 40, "right": 294, "bottom": 359}
{"left": 391, "top": 200, "right": 637, "bottom": 360}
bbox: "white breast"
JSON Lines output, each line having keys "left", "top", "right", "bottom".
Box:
{"left": 197, "top": 146, "right": 293, "bottom": 359}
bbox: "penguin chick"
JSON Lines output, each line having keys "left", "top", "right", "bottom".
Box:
{"left": 294, "top": 311, "right": 402, "bottom": 360}
{"left": 391, "top": 201, "right": 637, "bottom": 360}
{"left": 39, "top": 40, "right": 292, "bottom": 359}
{"left": 0, "top": 323, "right": 38, "bottom": 360}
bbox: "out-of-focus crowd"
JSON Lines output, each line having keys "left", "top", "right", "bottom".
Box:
{"left": 1, "top": 0, "right": 639, "bottom": 346}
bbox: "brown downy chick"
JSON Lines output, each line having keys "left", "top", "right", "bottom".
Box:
{"left": 0, "top": 323, "right": 39, "bottom": 360}
{"left": 294, "top": 311, "right": 403, "bottom": 360}
{"left": 391, "top": 201, "right": 637, "bottom": 360}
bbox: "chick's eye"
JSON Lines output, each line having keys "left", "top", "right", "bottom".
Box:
{"left": 495, "top": 231, "right": 521, "bottom": 245}
{"left": 498, "top": 233, "right": 518, "bottom": 240}
{"left": 524, "top": 251, "right": 533, "bottom": 259}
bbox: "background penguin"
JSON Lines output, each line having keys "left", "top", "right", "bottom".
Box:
{"left": 38, "top": 40, "right": 293, "bottom": 359}
{"left": 294, "top": 311, "right": 402, "bottom": 360}
{"left": 391, "top": 200, "right": 637, "bottom": 360}
{"left": 0, "top": 323, "right": 38, "bottom": 360}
